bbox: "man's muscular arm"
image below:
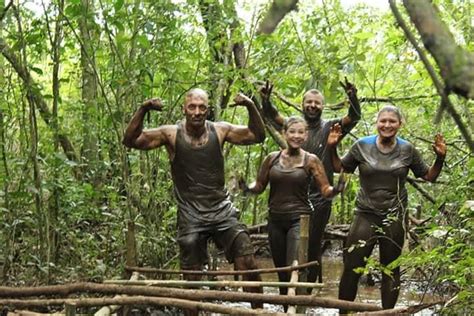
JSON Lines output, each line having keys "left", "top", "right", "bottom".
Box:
{"left": 122, "top": 98, "right": 171, "bottom": 150}
{"left": 220, "top": 93, "right": 266, "bottom": 145}
{"left": 339, "top": 78, "right": 361, "bottom": 133}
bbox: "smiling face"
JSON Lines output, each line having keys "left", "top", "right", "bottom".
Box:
{"left": 302, "top": 91, "right": 324, "bottom": 122}
{"left": 376, "top": 110, "right": 401, "bottom": 140}
{"left": 284, "top": 121, "right": 308, "bottom": 149}
{"left": 183, "top": 89, "right": 209, "bottom": 128}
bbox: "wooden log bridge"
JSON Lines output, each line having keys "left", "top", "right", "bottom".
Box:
{"left": 0, "top": 283, "right": 383, "bottom": 312}
{"left": 0, "top": 284, "right": 446, "bottom": 314}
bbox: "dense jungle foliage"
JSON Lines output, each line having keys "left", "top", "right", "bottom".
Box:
{"left": 0, "top": 0, "right": 472, "bottom": 313}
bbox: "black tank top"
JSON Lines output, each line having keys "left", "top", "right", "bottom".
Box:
{"left": 268, "top": 152, "right": 313, "bottom": 221}
{"left": 171, "top": 121, "right": 236, "bottom": 235}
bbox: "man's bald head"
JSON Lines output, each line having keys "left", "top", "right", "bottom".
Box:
{"left": 185, "top": 88, "right": 209, "bottom": 104}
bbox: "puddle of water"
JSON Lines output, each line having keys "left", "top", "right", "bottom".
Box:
{"left": 218, "top": 255, "right": 439, "bottom": 315}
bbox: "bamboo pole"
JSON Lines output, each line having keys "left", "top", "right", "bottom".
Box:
{"left": 0, "top": 283, "right": 382, "bottom": 311}
{"left": 125, "top": 259, "right": 320, "bottom": 275}
{"left": 103, "top": 279, "right": 324, "bottom": 289}
{"left": 286, "top": 260, "right": 299, "bottom": 314}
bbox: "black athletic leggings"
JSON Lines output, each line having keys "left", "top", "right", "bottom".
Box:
{"left": 268, "top": 217, "right": 300, "bottom": 296}
{"left": 338, "top": 211, "right": 406, "bottom": 311}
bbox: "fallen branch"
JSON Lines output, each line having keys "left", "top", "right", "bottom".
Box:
{"left": 248, "top": 222, "right": 268, "bottom": 234}
{"left": 4, "top": 311, "right": 57, "bottom": 316}
{"left": 0, "top": 283, "right": 382, "bottom": 311}
{"left": 125, "top": 259, "right": 319, "bottom": 275}
{"left": 250, "top": 233, "right": 268, "bottom": 241}
{"left": 103, "top": 279, "right": 324, "bottom": 289}
{"left": 0, "top": 296, "right": 268, "bottom": 315}
{"left": 408, "top": 214, "right": 432, "bottom": 226}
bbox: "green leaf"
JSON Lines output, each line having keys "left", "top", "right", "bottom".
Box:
{"left": 30, "top": 66, "right": 43, "bottom": 75}
{"left": 65, "top": 3, "right": 81, "bottom": 18}
{"left": 114, "top": 0, "right": 124, "bottom": 12}
{"left": 137, "top": 34, "right": 150, "bottom": 48}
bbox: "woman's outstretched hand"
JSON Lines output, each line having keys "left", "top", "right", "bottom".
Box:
{"left": 328, "top": 123, "right": 343, "bottom": 147}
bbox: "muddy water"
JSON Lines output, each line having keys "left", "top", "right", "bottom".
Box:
{"left": 219, "top": 255, "right": 439, "bottom": 315}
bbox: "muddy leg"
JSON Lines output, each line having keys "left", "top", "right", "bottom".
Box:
{"left": 234, "top": 254, "right": 263, "bottom": 309}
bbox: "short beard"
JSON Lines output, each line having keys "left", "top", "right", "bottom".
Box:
{"left": 303, "top": 111, "right": 322, "bottom": 123}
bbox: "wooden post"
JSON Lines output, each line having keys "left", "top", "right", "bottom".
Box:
{"left": 65, "top": 303, "right": 76, "bottom": 316}
{"left": 297, "top": 214, "right": 310, "bottom": 313}
{"left": 125, "top": 220, "right": 137, "bottom": 277}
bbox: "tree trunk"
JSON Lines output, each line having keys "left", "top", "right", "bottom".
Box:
{"left": 79, "top": 0, "right": 99, "bottom": 184}
{"left": 198, "top": 0, "right": 233, "bottom": 120}
{"left": 0, "top": 0, "right": 11, "bottom": 283}
{"left": 13, "top": 6, "right": 46, "bottom": 278}
{"left": 48, "top": 0, "right": 65, "bottom": 268}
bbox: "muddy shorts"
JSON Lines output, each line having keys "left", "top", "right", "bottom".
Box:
{"left": 177, "top": 222, "right": 254, "bottom": 269}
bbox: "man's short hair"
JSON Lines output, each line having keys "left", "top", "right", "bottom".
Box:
{"left": 303, "top": 89, "right": 325, "bottom": 104}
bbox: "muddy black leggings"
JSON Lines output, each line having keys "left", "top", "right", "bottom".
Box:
{"left": 268, "top": 217, "right": 300, "bottom": 296}
{"left": 338, "top": 212, "right": 406, "bottom": 312}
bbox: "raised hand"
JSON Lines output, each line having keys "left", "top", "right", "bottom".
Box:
{"left": 339, "top": 76, "right": 357, "bottom": 98}
{"left": 142, "top": 98, "right": 163, "bottom": 111}
{"left": 259, "top": 80, "right": 273, "bottom": 104}
{"left": 432, "top": 133, "right": 447, "bottom": 159}
{"left": 232, "top": 92, "right": 253, "bottom": 107}
{"left": 328, "top": 123, "right": 343, "bottom": 147}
